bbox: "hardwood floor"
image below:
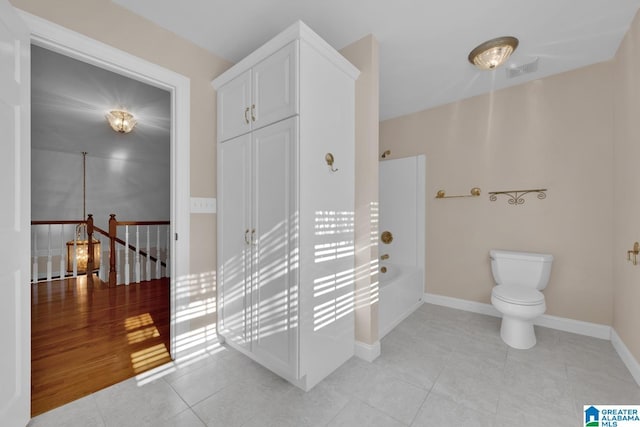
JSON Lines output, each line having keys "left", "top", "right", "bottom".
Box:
{"left": 31, "top": 276, "right": 171, "bottom": 416}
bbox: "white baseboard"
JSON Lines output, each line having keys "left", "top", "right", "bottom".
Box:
{"left": 423, "top": 292, "right": 610, "bottom": 339}
{"left": 611, "top": 329, "right": 640, "bottom": 386}
{"left": 423, "top": 292, "right": 501, "bottom": 318}
{"left": 354, "top": 340, "right": 380, "bottom": 362}
{"left": 535, "top": 313, "right": 610, "bottom": 340}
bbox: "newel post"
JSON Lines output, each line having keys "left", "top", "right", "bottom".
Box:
{"left": 109, "top": 214, "right": 117, "bottom": 287}
{"left": 87, "top": 214, "right": 94, "bottom": 286}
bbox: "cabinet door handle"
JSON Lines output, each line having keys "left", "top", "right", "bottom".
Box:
{"left": 251, "top": 229, "right": 256, "bottom": 245}
{"left": 244, "top": 107, "right": 250, "bottom": 124}
{"left": 251, "top": 104, "right": 256, "bottom": 122}
{"left": 244, "top": 229, "right": 250, "bottom": 244}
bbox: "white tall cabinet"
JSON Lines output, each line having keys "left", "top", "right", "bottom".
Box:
{"left": 212, "top": 21, "right": 359, "bottom": 391}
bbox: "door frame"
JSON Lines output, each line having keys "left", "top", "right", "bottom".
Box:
{"left": 19, "top": 10, "right": 191, "bottom": 359}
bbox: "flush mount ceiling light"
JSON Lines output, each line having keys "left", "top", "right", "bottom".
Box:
{"left": 106, "top": 109, "right": 137, "bottom": 133}
{"left": 468, "top": 36, "right": 519, "bottom": 70}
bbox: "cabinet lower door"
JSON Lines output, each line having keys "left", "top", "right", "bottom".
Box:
{"left": 218, "top": 133, "right": 252, "bottom": 348}
{"left": 251, "top": 117, "right": 299, "bottom": 377}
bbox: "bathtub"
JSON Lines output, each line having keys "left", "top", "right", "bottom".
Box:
{"left": 378, "top": 263, "right": 424, "bottom": 338}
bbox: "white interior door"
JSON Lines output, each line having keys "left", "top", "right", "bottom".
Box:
{"left": 0, "top": 0, "right": 30, "bottom": 425}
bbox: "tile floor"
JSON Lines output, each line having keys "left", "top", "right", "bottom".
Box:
{"left": 28, "top": 303, "right": 640, "bottom": 427}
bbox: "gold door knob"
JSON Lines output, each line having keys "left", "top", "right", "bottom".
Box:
{"left": 381, "top": 231, "right": 393, "bottom": 244}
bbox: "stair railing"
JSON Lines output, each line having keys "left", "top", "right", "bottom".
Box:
{"left": 96, "top": 214, "right": 170, "bottom": 286}
{"left": 31, "top": 214, "right": 170, "bottom": 286}
{"left": 31, "top": 214, "right": 98, "bottom": 285}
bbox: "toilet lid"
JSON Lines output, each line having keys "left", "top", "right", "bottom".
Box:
{"left": 492, "top": 285, "right": 544, "bottom": 306}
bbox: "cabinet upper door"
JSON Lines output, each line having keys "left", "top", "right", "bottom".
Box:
{"left": 218, "top": 70, "right": 251, "bottom": 142}
{"left": 252, "top": 41, "right": 298, "bottom": 132}
{"left": 217, "top": 133, "right": 252, "bottom": 348}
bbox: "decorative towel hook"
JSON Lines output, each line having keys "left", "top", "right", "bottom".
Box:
{"left": 325, "top": 153, "right": 338, "bottom": 172}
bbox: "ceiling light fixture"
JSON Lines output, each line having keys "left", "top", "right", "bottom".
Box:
{"left": 106, "top": 109, "right": 137, "bottom": 133}
{"left": 468, "top": 36, "right": 519, "bottom": 70}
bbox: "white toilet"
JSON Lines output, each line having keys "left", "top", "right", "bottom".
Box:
{"left": 490, "top": 249, "right": 553, "bottom": 349}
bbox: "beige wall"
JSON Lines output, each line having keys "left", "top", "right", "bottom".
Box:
{"left": 380, "top": 63, "right": 615, "bottom": 326}
{"left": 340, "top": 35, "right": 380, "bottom": 345}
{"left": 613, "top": 10, "right": 640, "bottom": 363}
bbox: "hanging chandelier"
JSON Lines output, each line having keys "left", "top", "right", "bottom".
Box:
{"left": 66, "top": 152, "right": 101, "bottom": 273}
{"left": 106, "top": 109, "right": 137, "bottom": 134}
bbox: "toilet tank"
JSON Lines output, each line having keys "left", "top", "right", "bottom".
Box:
{"left": 490, "top": 249, "right": 553, "bottom": 290}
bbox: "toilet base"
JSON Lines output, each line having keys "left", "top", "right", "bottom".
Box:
{"left": 500, "top": 316, "right": 536, "bottom": 349}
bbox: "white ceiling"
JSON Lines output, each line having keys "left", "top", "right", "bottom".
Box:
{"left": 31, "top": 45, "right": 170, "bottom": 165}
{"left": 112, "top": 0, "right": 640, "bottom": 120}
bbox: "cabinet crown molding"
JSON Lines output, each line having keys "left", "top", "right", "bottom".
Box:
{"left": 211, "top": 20, "right": 360, "bottom": 89}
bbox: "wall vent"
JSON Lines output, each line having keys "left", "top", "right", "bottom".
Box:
{"left": 506, "top": 58, "right": 539, "bottom": 79}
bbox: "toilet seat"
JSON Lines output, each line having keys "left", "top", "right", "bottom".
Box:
{"left": 492, "top": 285, "right": 544, "bottom": 306}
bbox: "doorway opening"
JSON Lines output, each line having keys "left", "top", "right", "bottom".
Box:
{"left": 22, "top": 11, "right": 192, "bottom": 417}
{"left": 30, "top": 44, "right": 173, "bottom": 415}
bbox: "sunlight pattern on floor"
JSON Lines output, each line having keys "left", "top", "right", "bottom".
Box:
{"left": 29, "top": 303, "right": 640, "bottom": 426}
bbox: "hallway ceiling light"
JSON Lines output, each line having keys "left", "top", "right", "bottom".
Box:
{"left": 468, "top": 36, "right": 519, "bottom": 70}
{"left": 106, "top": 109, "right": 137, "bottom": 133}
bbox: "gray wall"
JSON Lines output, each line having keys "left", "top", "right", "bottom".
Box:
{"left": 32, "top": 149, "right": 169, "bottom": 230}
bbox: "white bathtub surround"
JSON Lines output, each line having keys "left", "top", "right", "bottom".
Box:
{"left": 378, "top": 155, "right": 426, "bottom": 338}
{"left": 378, "top": 264, "right": 424, "bottom": 338}
{"left": 423, "top": 292, "right": 640, "bottom": 387}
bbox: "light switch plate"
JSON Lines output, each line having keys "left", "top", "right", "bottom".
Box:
{"left": 191, "top": 197, "right": 216, "bottom": 214}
